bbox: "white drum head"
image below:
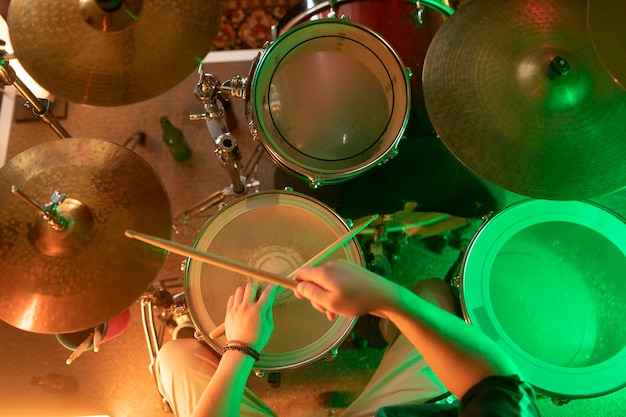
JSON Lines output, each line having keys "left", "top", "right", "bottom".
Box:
{"left": 460, "top": 199, "right": 626, "bottom": 398}
{"left": 250, "top": 19, "right": 410, "bottom": 186}
{"left": 185, "top": 191, "right": 363, "bottom": 371}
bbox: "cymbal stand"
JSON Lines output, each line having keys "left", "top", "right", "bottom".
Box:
{"left": 0, "top": 47, "right": 71, "bottom": 139}
{"left": 176, "top": 67, "right": 262, "bottom": 227}
{"left": 140, "top": 276, "right": 184, "bottom": 413}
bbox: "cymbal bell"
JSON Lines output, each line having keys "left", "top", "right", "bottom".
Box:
{"left": 587, "top": 0, "right": 626, "bottom": 90}
{"left": 0, "top": 138, "right": 172, "bottom": 333}
{"left": 7, "top": 0, "right": 222, "bottom": 106}
{"left": 423, "top": 0, "right": 626, "bottom": 200}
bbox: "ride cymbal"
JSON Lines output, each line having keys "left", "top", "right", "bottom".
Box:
{"left": 423, "top": 0, "right": 626, "bottom": 200}
{"left": 0, "top": 138, "right": 171, "bottom": 333}
{"left": 587, "top": 0, "right": 626, "bottom": 90}
{"left": 7, "top": 0, "right": 222, "bottom": 106}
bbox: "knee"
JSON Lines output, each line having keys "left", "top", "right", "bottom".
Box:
{"left": 158, "top": 339, "right": 219, "bottom": 380}
{"left": 409, "top": 278, "right": 456, "bottom": 314}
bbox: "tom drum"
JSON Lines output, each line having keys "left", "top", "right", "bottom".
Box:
{"left": 185, "top": 190, "right": 364, "bottom": 372}
{"left": 458, "top": 199, "right": 626, "bottom": 399}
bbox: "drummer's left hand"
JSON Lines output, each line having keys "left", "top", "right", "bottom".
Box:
{"left": 225, "top": 283, "right": 276, "bottom": 351}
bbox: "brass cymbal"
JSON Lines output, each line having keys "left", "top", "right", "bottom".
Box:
{"left": 423, "top": 0, "right": 626, "bottom": 200}
{"left": 7, "top": 0, "right": 222, "bottom": 106}
{"left": 0, "top": 138, "right": 172, "bottom": 333}
{"left": 587, "top": 0, "right": 626, "bottom": 89}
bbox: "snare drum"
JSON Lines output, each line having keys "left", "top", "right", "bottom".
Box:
{"left": 277, "top": 0, "right": 454, "bottom": 137}
{"left": 249, "top": 18, "right": 411, "bottom": 187}
{"left": 185, "top": 190, "right": 364, "bottom": 372}
{"left": 458, "top": 199, "right": 626, "bottom": 399}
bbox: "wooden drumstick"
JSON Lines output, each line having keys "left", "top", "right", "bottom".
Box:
{"left": 66, "top": 332, "right": 93, "bottom": 365}
{"left": 93, "top": 325, "right": 102, "bottom": 352}
{"left": 125, "top": 230, "right": 299, "bottom": 290}
{"left": 207, "top": 214, "right": 379, "bottom": 339}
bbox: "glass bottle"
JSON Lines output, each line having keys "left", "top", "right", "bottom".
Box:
{"left": 160, "top": 116, "right": 191, "bottom": 162}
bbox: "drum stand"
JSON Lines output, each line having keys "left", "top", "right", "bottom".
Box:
{"left": 140, "top": 276, "right": 186, "bottom": 413}
{"left": 0, "top": 45, "right": 71, "bottom": 139}
{"left": 174, "top": 67, "right": 263, "bottom": 229}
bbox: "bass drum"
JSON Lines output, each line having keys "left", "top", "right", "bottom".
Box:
{"left": 249, "top": 17, "right": 410, "bottom": 187}
{"left": 185, "top": 190, "right": 364, "bottom": 372}
{"left": 458, "top": 199, "right": 626, "bottom": 399}
{"left": 277, "top": 0, "right": 454, "bottom": 138}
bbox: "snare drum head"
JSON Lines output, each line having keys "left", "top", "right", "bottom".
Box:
{"left": 461, "top": 199, "right": 626, "bottom": 398}
{"left": 185, "top": 191, "right": 362, "bottom": 371}
{"left": 251, "top": 19, "right": 409, "bottom": 186}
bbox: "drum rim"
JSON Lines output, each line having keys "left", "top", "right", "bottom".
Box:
{"left": 184, "top": 190, "right": 363, "bottom": 371}
{"left": 459, "top": 199, "right": 626, "bottom": 398}
{"left": 277, "top": 0, "right": 455, "bottom": 34}
{"left": 250, "top": 18, "right": 410, "bottom": 187}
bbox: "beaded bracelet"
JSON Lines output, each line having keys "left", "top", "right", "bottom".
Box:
{"left": 223, "top": 342, "right": 260, "bottom": 361}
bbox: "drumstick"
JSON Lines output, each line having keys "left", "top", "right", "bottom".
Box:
{"left": 125, "top": 230, "right": 299, "bottom": 290}
{"left": 208, "top": 213, "right": 379, "bottom": 339}
{"left": 93, "top": 325, "right": 102, "bottom": 353}
{"left": 66, "top": 332, "right": 93, "bottom": 365}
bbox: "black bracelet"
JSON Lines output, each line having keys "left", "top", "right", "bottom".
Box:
{"left": 223, "top": 344, "right": 260, "bottom": 361}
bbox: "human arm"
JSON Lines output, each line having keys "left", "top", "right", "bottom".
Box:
{"left": 294, "top": 260, "right": 519, "bottom": 399}
{"left": 190, "top": 283, "right": 275, "bottom": 417}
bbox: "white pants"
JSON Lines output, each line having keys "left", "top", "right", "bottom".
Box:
{"left": 156, "top": 279, "right": 454, "bottom": 417}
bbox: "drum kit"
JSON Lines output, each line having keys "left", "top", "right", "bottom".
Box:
{"left": 0, "top": 0, "right": 624, "bottom": 404}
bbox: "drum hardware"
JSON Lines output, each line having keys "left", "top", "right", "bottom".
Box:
{"left": 6, "top": 0, "right": 222, "bottom": 106}
{"left": 174, "top": 68, "right": 263, "bottom": 231}
{"left": 140, "top": 277, "right": 184, "bottom": 414}
{"left": 0, "top": 138, "right": 171, "bottom": 334}
{"left": 422, "top": 0, "right": 626, "bottom": 200}
{"left": 0, "top": 47, "right": 70, "bottom": 138}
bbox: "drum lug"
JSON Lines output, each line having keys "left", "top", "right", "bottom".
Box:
{"left": 551, "top": 397, "right": 571, "bottom": 406}
{"left": 414, "top": 1, "right": 425, "bottom": 26}
{"left": 254, "top": 369, "right": 265, "bottom": 378}
{"left": 193, "top": 329, "right": 204, "bottom": 342}
{"left": 308, "top": 175, "right": 323, "bottom": 189}
{"left": 248, "top": 120, "right": 261, "bottom": 143}
{"left": 451, "top": 275, "right": 461, "bottom": 289}
{"left": 480, "top": 211, "right": 495, "bottom": 223}
{"left": 179, "top": 259, "right": 187, "bottom": 272}
{"left": 325, "top": 348, "right": 339, "bottom": 361}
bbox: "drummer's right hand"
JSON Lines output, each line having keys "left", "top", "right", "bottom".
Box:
{"left": 225, "top": 283, "right": 276, "bottom": 352}
{"left": 294, "top": 260, "right": 397, "bottom": 320}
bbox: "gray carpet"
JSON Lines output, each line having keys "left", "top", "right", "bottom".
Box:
{"left": 0, "top": 58, "right": 624, "bottom": 417}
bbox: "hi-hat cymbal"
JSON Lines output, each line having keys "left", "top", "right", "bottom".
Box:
{"left": 423, "top": 0, "right": 626, "bottom": 200}
{"left": 587, "top": 0, "right": 626, "bottom": 90}
{"left": 7, "top": 0, "right": 222, "bottom": 106}
{"left": 0, "top": 138, "right": 172, "bottom": 333}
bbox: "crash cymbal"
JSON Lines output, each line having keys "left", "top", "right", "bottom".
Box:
{"left": 423, "top": 0, "right": 626, "bottom": 200}
{"left": 0, "top": 138, "right": 171, "bottom": 333}
{"left": 7, "top": 0, "right": 222, "bottom": 106}
{"left": 587, "top": 0, "right": 626, "bottom": 90}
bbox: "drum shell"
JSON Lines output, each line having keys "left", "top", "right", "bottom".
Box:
{"left": 184, "top": 190, "right": 364, "bottom": 372}
{"left": 458, "top": 199, "right": 626, "bottom": 399}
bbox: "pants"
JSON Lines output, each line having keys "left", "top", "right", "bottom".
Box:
{"left": 156, "top": 279, "right": 455, "bottom": 417}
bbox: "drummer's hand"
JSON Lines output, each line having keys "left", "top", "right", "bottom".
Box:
{"left": 225, "top": 283, "right": 276, "bottom": 351}
{"left": 294, "top": 260, "right": 398, "bottom": 320}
